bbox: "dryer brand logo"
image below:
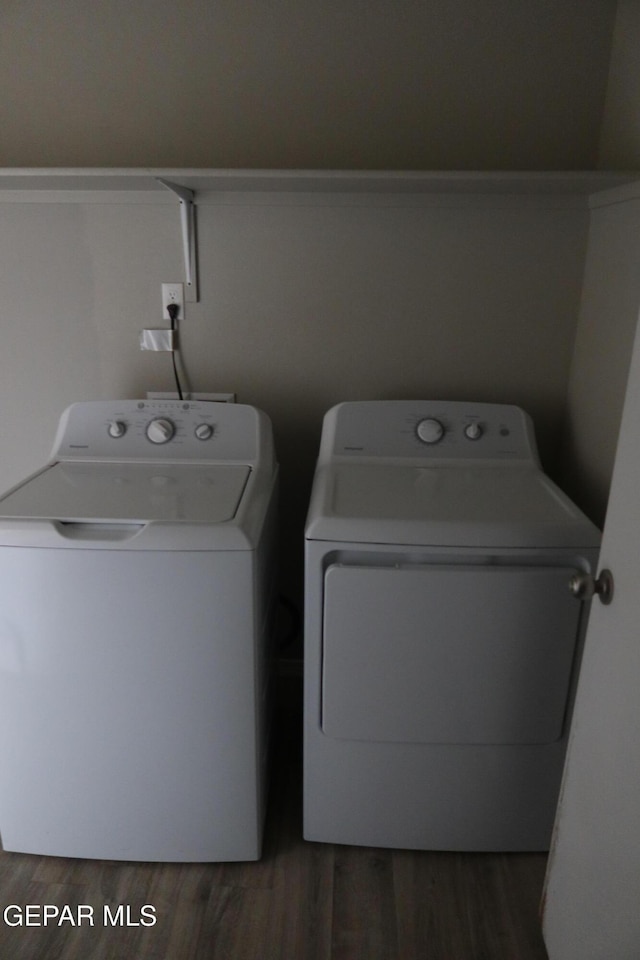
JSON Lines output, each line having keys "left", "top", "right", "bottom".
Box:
{"left": 3, "top": 903, "right": 157, "bottom": 927}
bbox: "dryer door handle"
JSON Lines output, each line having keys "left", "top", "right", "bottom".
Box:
{"left": 569, "top": 569, "right": 614, "bottom": 605}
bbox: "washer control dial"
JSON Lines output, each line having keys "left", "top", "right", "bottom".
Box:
{"left": 416, "top": 418, "right": 445, "bottom": 444}
{"left": 464, "top": 422, "right": 483, "bottom": 441}
{"left": 195, "top": 423, "right": 214, "bottom": 441}
{"left": 107, "top": 420, "right": 127, "bottom": 439}
{"left": 146, "top": 418, "right": 175, "bottom": 444}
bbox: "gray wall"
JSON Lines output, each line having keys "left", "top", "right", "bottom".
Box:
{"left": 560, "top": 191, "right": 640, "bottom": 525}
{"left": 559, "top": 0, "right": 640, "bottom": 525}
{"left": 598, "top": 1, "right": 640, "bottom": 169}
{"left": 0, "top": 0, "right": 616, "bottom": 169}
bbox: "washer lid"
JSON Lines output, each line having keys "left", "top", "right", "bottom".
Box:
{"left": 306, "top": 463, "right": 601, "bottom": 548}
{"left": 0, "top": 461, "right": 251, "bottom": 524}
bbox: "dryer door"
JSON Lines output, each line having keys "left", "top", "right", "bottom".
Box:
{"left": 321, "top": 563, "right": 582, "bottom": 745}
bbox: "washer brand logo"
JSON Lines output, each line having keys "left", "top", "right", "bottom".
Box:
{"left": 3, "top": 904, "right": 157, "bottom": 927}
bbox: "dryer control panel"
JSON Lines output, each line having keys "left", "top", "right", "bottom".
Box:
{"left": 51, "top": 399, "right": 273, "bottom": 466}
{"left": 320, "top": 400, "right": 540, "bottom": 464}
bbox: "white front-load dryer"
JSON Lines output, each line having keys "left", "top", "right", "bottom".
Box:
{"left": 304, "top": 400, "right": 600, "bottom": 851}
{"left": 0, "top": 399, "right": 278, "bottom": 861}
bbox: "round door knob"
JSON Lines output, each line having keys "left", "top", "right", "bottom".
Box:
{"left": 195, "top": 423, "right": 214, "bottom": 441}
{"left": 569, "top": 569, "right": 614, "bottom": 605}
{"left": 416, "top": 418, "right": 444, "bottom": 444}
{"left": 146, "top": 418, "right": 175, "bottom": 444}
{"left": 107, "top": 420, "right": 127, "bottom": 439}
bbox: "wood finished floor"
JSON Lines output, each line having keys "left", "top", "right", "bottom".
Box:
{"left": 0, "top": 678, "right": 549, "bottom": 959}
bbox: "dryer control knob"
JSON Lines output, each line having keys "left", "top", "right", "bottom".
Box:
{"left": 107, "top": 420, "right": 127, "bottom": 439}
{"left": 416, "top": 418, "right": 445, "bottom": 444}
{"left": 146, "top": 418, "right": 175, "bottom": 444}
{"left": 464, "top": 422, "right": 483, "bottom": 441}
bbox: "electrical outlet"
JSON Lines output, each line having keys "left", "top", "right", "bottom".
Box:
{"left": 161, "top": 283, "right": 184, "bottom": 321}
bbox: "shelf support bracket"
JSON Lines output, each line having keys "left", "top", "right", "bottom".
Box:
{"left": 156, "top": 178, "right": 199, "bottom": 302}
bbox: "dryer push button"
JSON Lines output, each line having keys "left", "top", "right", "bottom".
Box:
{"left": 464, "top": 422, "right": 483, "bottom": 441}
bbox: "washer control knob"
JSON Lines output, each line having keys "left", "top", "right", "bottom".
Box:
{"left": 107, "top": 420, "right": 127, "bottom": 439}
{"left": 416, "top": 418, "right": 445, "bottom": 444}
{"left": 464, "top": 422, "right": 483, "bottom": 441}
{"left": 146, "top": 418, "right": 175, "bottom": 444}
{"left": 195, "top": 423, "right": 214, "bottom": 441}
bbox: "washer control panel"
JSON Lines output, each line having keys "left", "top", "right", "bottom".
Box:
{"left": 323, "top": 400, "right": 539, "bottom": 464}
{"left": 52, "top": 399, "right": 268, "bottom": 464}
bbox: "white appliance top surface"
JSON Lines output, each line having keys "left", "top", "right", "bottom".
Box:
{"left": 306, "top": 401, "right": 601, "bottom": 548}
{"left": 330, "top": 463, "right": 578, "bottom": 525}
{"left": 0, "top": 400, "right": 277, "bottom": 550}
{"left": 0, "top": 462, "right": 251, "bottom": 524}
{"left": 306, "top": 462, "right": 600, "bottom": 548}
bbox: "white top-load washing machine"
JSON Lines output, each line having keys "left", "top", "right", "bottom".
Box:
{"left": 304, "top": 400, "right": 600, "bottom": 851}
{"left": 0, "top": 399, "right": 278, "bottom": 861}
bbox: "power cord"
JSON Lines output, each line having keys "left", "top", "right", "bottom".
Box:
{"left": 166, "top": 302, "right": 184, "bottom": 400}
